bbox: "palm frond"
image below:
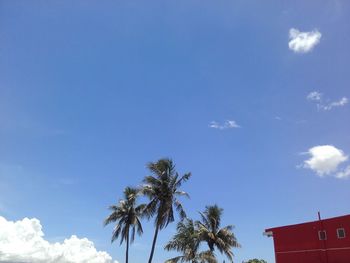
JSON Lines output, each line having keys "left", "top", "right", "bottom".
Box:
{"left": 174, "top": 172, "right": 191, "bottom": 189}
{"left": 164, "top": 256, "right": 184, "bottom": 263}
{"left": 174, "top": 199, "right": 186, "bottom": 219}
{"left": 136, "top": 217, "right": 143, "bottom": 236}
{"left": 174, "top": 190, "right": 190, "bottom": 199}
{"left": 143, "top": 198, "right": 158, "bottom": 219}
{"left": 197, "top": 250, "right": 218, "bottom": 263}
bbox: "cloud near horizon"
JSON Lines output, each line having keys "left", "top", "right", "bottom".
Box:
{"left": 289, "top": 28, "right": 322, "bottom": 53}
{"left": 0, "top": 216, "right": 119, "bottom": 263}
{"left": 209, "top": 120, "right": 241, "bottom": 130}
{"left": 302, "top": 145, "right": 350, "bottom": 179}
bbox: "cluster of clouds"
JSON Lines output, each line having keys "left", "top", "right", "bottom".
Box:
{"left": 209, "top": 120, "right": 240, "bottom": 130}
{"left": 209, "top": 29, "right": 349, "bottom": 183}
{"left": 288, "top": 28, "right": 322, "bottom": 53}
{"left": 211, "top": 28, "right": 325, "bottom": 131}
{"left": 210, "top": 28, "right": 327, "bottom": 130}
{"left": 0, "top": 216, "right": 119, "bottom": 263}
{"left": 289, "top": 29, "right": 349, "bottom": 180}
{"left": 307, "top": 91, "right": 348, "bottom": 111}
{"left": 302, "top": 145, "right": 350, "bottom": 179}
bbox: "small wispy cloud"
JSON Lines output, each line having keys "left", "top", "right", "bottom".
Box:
{"left": 209, "top": 120, "right": 241, "bottom": 130}
{"left": 307, "top": 91, "right": 348, "bottom": 111}
{"left": 289, "top": 28, "right": 322, "bottom": 53}
{"left": 307, "top": 91, "right": 322, "bottom": 101}
{"left": 58, "top": 178, "right": 76, "bottom": 186}
{"left": 336, "top": 165, "right": 350, "bottom": 179}
{"left": 322, "top": 97, "right": 348, "bottom": 110}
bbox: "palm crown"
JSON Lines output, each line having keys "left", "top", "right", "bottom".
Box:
{"left": 196, "top": 205, "right": 240, "bottom": 262}
{"left": 104, "top": 187, "right": 145, "bottom": 263}
{"left": 165, "top": 218, "right": 217, "bottom": 263}
{"left": 142, "top": 158, "right": 191, "bottom": 263}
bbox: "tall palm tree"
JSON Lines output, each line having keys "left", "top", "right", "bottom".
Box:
{"left": 196, "top": 205, "right": 240, "bottom": 263}
{"left": 142, "top": 158, "right": 191, "bottom": 263}
{"left": 165, "top": 218, "right": 217, "bottom": 263}
{"left": 104, "top": 187, "right": 145, "bottom": 263}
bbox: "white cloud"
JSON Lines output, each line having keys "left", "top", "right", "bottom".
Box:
{"left": 306, "top": 91, "right": 348, "bottom": 111}
{"left": 303, "top": 145, "right": 349, "bottom": 178}
{"left": 0, "top": 216, "right": 119, "bottom": 263}
{"left": 322, "top": 97, "right": 348, "bottom": 110}
{"left": 336, "top": 165, "right": 350, "bottom": 179}
{"left": 289, "top": 28, "right": 322, "bottom": 53}
{"left": 307, "top": 91, "right": 322, "bottom": 101}
{"left": 209, "top": 120, "right": 240, "bottom": 130}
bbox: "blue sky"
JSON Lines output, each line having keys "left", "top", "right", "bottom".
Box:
{"left": 0, "top": 0, "right": 350, "bottom": 262}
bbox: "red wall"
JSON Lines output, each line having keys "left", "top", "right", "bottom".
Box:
{"left": 266, "top": 215, "right": 350, "bottom": 263}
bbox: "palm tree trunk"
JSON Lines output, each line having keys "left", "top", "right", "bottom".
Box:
{"left": 147, "top": 226, "right": 159, "bottom": 263}
{"left": 126, "top": 232, "right": 129, "bottom": 263}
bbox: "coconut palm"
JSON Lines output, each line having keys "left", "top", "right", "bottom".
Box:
{"left": 196, "top": 205, "right": 240, "bottom": 263}
{"left": 245, "top": 259, "right": 267, "bottom": 263}
{"left": 142, "top": 158, "right": 191, "bottom": 263}
{"left": 104, "top": 187, "right": 145, "bottom": 263}
{"left": 165, "top": 218, "right": 217, "bottom": 263}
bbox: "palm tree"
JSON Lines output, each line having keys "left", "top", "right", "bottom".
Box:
{"left": 165, "top": 218, "right": 217, "bottom": 263}
{"left": 196, "top": 205, "right": 240, "bottom": 263}
{"left": 142, "top": 158, "right": 191, "bottom": 263}
{"left": 104, "top": 187, "right": 145, "bottom": 263}
{"left": 244, "top": 260, "right": 267, "bottom": 263}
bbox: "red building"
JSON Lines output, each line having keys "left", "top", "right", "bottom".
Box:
{"left": 264, "top": 214, "right": 350, "bottom": 263}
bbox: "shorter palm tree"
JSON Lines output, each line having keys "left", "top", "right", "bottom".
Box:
{"left": 165, "top": 218, "right": 217, "bottom": 263}
{"left": 104, "top": 187, "right": 145, "bottom": 263}
{"left": 196, "top": 205, "right": 240, "bottom": 263}
{"left": 244, "top": 259, "right": 267, "bottom": 263}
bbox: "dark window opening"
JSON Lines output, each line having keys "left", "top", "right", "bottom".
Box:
{"left": 319, "top": 230, "right": 327, "bottom": 240}
{"left": 337, "top": 228, "right": 346, "bottom": 239}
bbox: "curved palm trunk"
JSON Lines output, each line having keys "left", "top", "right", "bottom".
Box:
{"left": 126, "top": 231, "right": 129, "bottom": 263}
{"left": 148, "top": 226, "right": 159, "bottom": 263}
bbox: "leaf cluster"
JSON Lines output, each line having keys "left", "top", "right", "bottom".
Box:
{"left": 165, "top": 205, "right": 240, "bottom": 263}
